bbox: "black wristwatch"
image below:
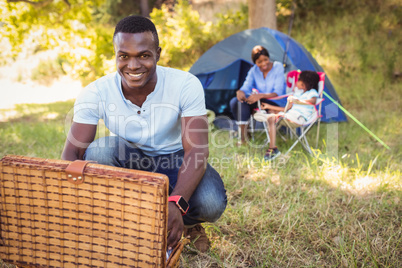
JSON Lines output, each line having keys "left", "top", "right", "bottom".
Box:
{"left": 168, "top": 195, "right": 189, "bottom": 215}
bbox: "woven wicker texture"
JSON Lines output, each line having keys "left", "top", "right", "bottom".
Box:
{"left": 0, "top": 155, "right": 170, "bottom": 268}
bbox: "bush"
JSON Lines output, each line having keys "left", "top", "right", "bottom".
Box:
{"left": 31, "top": 57, "right": 65, "bottom": 86}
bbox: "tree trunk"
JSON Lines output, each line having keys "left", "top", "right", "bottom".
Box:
{"left": 140, "top": 0, "right": 150, "bottom": 17}
{"left": 248, "top": 0, "right": 277, "bottom": 30}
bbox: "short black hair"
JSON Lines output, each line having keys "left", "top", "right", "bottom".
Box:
{"left": 113, "top": 15, "right": 159, "bottom": 48}
{"left": 251, "top": 46, "right": 270, "bottom": 63}
{"left": 299, "top": 71, "right": 320, "bottom": 91}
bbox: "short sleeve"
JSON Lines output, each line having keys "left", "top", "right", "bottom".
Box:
{"left": 306, "top": 89, "right": 319, "bottom": 99}
{"left": 180, "top": 74, "right": 206, "bottom": 117}
{"left": 73, "top": 86, "right": 102, "bottom": 125}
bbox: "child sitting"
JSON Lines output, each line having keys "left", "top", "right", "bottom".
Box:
{"left": 253, "top": 70, "right": 320, "bottom": 161}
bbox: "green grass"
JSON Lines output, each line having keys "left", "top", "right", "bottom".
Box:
{"left": 178, "top": 129, "right": 401, "bottom": 267}
{"left": 0, "top": 101, "right": 74, "bottom": 158}
{"left": 1, "top": 101, "right": 400, "bottom": 267}
{"left": 0, "top": 100, "right": 109, "bottom": 159}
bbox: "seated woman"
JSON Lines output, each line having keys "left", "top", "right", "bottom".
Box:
{"left": 229, "top": 45, "right": 286, "bottom": 145}
{"left": 253, "top": 70, "right": 320, "bottom": 161}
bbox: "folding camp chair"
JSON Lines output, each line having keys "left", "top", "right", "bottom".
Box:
{"left": 275, "top": 71, "right": 326, "bottom": 155}
{"left": 246, "top": 70, "right": 299, "bottom": 146}
{"left": 267, "top": 70, "right": 303, "bottom": 141}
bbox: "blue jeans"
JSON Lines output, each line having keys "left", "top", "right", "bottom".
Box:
{"left": 84, "top": 136, "right": 227, "bottom": 226}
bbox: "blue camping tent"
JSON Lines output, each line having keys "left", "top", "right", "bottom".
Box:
{"left": 189, "top": 27, "right": 347, "bottom": 123}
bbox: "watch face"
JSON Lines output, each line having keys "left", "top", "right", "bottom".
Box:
{"left": 177, "top": 197, "right": 189, "bottom": 212}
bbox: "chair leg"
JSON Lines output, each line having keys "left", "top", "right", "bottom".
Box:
{"left": 299, "top": 123, "right": 317, "bottom": 154}
{"left": 249, "top": 117, "right": 255, "bottom": 141}
{"left": 249, "top": 112, "right": 270, "bottom": 146}
{"left": 300, "top": 128, "right": 312, "bottom": 154}
{"left": 284, "top": 121, "right": 317, "bottom": 155}
{"left": 284, "top": 122, "right": 301, "bottom": 156}
{"left": 277, "top": 129, "right": 287, "bottom": 142}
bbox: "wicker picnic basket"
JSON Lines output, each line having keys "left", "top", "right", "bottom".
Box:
{"left": 0, "top": 155, "right": 185, "bottom": 268}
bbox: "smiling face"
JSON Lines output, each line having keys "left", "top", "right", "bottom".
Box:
{"left": 255, "top": 54, "right": 271, "bottom": 73}
{"left": 114, "top": 31, "right": 161, "bottom": 95}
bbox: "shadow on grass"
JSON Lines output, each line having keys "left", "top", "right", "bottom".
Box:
{"left": 0, "top": 100, "right": 75, "bottom": 124}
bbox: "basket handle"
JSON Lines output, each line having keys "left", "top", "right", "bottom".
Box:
{"left": 65, "top": 160, "right": 91, "bottom": 185}
{"left": 166, "top": 238, "right": 190, "bottom": 267}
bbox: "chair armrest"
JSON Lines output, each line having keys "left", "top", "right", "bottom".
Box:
{"left": 291, "top": 99, "right": 314, "bottom": 105}
{"left": 252, "top": 88, "right": 291, "bottom": 101}
{"left": 292, "top": 97, "right": 324, "bottom": 106}
{"left": 267, "top": 93, "right": 292, "bottom": 100}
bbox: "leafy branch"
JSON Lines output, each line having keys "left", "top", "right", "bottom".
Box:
{"left": 6, "top": 0, "right": 70, "bottom": 8}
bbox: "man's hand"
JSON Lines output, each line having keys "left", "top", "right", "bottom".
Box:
{"left": 167, "top": 202, "right": 184, "bottom": 250}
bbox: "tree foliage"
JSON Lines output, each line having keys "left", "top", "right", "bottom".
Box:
{"left": 0, "top": 0, "right": 158, "bottom": 84}
{"left": 1, "top": 0, "right": 248, "bottom": 85}
{"left": 1, "top": 0, "right": 102, "bottom": 52}
{"left": 151, "top": 0, "right": 247, "bottom": 70}
{"left": 1, "top": 0, "right": 112, "bottom": 84}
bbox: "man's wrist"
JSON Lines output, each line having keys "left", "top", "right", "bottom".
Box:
{"left": 168, "top": 195, "right": 189, "bottom": 216}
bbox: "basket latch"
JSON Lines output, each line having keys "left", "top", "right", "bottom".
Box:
{"left": 66, "top": 160, "right": 90, "bottom": 185}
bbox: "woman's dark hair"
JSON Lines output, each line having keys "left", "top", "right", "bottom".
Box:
{"left": 251, "top": 46, "right": 270, "bottom": 63}
{"left": 298, "top": 71, "right": 320, "bottom": 91}
{"left": 113, "top": 15, "right": 159, "bottom": 48}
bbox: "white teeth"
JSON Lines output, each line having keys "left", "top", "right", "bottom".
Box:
{"left": 128, "top": 73, "right": 143, "bottom": 77}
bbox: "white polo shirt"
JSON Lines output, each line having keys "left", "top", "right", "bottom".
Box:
{"left": 73, "top": 66, "right": 206, "bottom": 156}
